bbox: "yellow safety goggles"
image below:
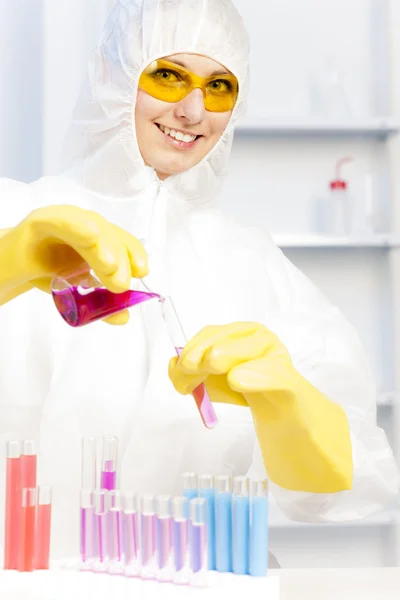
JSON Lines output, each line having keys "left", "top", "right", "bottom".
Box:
{"left": 138, "top": 59, "right": 239, "bottom": 113}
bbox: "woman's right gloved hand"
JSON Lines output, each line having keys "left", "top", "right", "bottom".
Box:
{"left": 0, "top": 205, "right": 149, "bottom": 324}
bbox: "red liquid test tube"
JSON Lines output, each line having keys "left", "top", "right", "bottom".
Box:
{"left": 4, "top": 441, "right": 21, "bottom": 570}
{"left": 19, "top": 488, "right": 37, "bottom": 572}
{"left": 21, "top": 440, "right": 37, "bottom": 491}
{"left": 34, "top": 486, "right": 52, "bottom": 570}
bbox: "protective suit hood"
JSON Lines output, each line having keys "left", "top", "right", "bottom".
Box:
{"left": 62, "top": 0, "right": 249, "bottom": 202}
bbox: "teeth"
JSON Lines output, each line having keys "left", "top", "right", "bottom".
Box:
{"left": 159, "top": 124, "right": 197, "bottom": 143}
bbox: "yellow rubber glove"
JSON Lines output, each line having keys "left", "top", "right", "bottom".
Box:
{"left": 0, "top": 205, "right": 148, "bottom": 324}
{"left": 169, "top": 322, "right": 353, "bottom": 493}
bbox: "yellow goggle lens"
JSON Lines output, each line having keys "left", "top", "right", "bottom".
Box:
{"left": 138, "top": 59, "right": 238, "bottom": 113}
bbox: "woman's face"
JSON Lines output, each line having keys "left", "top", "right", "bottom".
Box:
{"left": 135, "top": 53, "right": 235, "bottom": 180}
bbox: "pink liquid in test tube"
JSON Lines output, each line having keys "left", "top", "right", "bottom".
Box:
{"left": 34, "top": 486, "right": 52, "bottom": 570}
{"left": 19, "top": 488, "right": 37, "bottom": 573}
{"left": 93, "top": 490, "right": 109, "bottom": 572}
{"left": 172, "top": 497, "right": 190, "bottom": 585}
{"left": 140, "top": 495, "right": 157, "bottom": 580}
{"left": 100, "top": 437, "right": 118, "bottom": 491}
{"left": 80, "top": 490, "right": 94, "bottom": 568}
{"left": 189, "top": 498, "right": 208, "bottom": 587}
{"left": 156, "top": 495, "right": 173, "bottom": 582}
{"left": 109, "top": 490, "right": 123, "bottom": 574}
{"left": 4, "top": 441, "right": 21, "bottom": 570}
{"left": 123, "top": 492, "right": 139, "bottom": 577}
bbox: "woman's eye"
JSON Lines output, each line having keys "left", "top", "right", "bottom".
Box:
{"left": 154, "top": 70, "right": 180, "bottom": 82}
{"left": 209, "top": 79, "right": 232, "bottom": 93}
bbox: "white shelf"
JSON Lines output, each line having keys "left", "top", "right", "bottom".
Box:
{"left": 272, "top": 234, "right": 400, "bottom": 249}
{"left": 235, "top": 117, "right": 399, "bottom": 138}
{"left": 269, "top": 506, "right": 399, "bottom": 529}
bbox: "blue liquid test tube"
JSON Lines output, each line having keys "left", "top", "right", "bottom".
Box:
{"left": 198, "top": 474, "right": 215, "bottom": 570}
{"left": 249, "top": 479, "right": 269, "bottom": 577}
{"left": 215, "top": 475, "right": 232, "bottom": 573}
{"left": 182, "top": 472, "right": 198, "bottom": 502}
{"left": 232, "top": 476, "right": 249, "bottom": 575}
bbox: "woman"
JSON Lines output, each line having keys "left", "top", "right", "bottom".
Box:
{"left": 0, "top": 0, "right": 398, "bottom": 560}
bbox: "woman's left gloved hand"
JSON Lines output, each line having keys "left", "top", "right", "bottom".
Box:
{"left": 169, "top": 322, "right": 353, "bottom": 493}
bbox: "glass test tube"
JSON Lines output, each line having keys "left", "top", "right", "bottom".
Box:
{"left": 249, "top": 479, "right": 269, "bottom": 577}
{"left": 232, "top": 476, "right": 249, "bottom": 575}
{"left": 123, "top": 492, "right": 139, "bottom": 577}
{"left": 21, "top": 440, "right": 37, "bottom": 493}
{"left": 189, "top": 498, "right": 208, "bottom": 587}
{"left": 215, "top": 475, "right": 233, "bottom": 573}
{"left": 100, "top": 436, "right": 118, "bottom": 491}
{"left": 156, "top": 495, "right": 173, "bottom": 582}
{"left": 19, "top": 488, "right": 37, "bottom": 572}
{"left": 80, "top": 490, "right": 94, "bottom": 570}
{"left": 4, "top": 441, "right": 21, "bottom": 570}
{"left": 93, "top": 490, "right": 109, "bottom": 572}
{"left": 182, "top": 472, "right": 198, "bottom": 502}
{"left": 161, "top": 297, "right": 218, "bottom": 429}
{"left": 108, "top": 490, "right": 124, "bottom": 574}
{"left": 140, "top": 495, "right": 157, "bottom": 580}
{"left": 34, "top": 486, "right": 52, "bottom": 570}
{"left": 172, "top": 497, "right": 189, "bottom": 585}
{"left": 198, "top": 474, "right": 215, "bottom": 571}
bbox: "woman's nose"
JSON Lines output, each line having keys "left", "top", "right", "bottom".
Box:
{"left": 174, "top": 88, "right": 206, "bottom": 124}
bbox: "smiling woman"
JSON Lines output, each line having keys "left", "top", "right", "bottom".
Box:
{"left": 135, "top": 53, "right": 238, "bottom": 179}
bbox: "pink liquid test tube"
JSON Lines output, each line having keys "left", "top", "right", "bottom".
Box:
{"left": 189, "top": 498, "right": 208, "bottom": 587}
{"left": 34, "top": 486, "right": 52, "bottom": 570}
{"left": 100, "top": 436, "right": 118, "bottom": 491}
{"left": 161, "top": 297, "right": 218, "bottom": 429}
{"left": 172, "top": 497, "right": 190, "bottom": 585}
{"left": 93, "top": 490, "right": 109, "bottom": 572}
{"left": 108, "top": 490, "right": 124, "bottom": 574}
{"left": 140, "top": 495, "right": 157, "bottom": 580}
{"left": 80, "top": 490, "right": 95, "bottom": 570}
{"left": 156, "top": 495, "right": 173, "bottom": 582}
{"left": 19, "top": 488, "right": 37, "bottom": 573}
{"left": 80, "top": 437, "right": 97, "bottom": 569}
{"left": 123, "top": 492, "right": 139, "bottom": 577}
{"left": 4, "top": 441, "right": 21, "bottom": 570}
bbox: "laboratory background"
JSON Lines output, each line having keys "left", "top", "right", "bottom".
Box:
{"left": 1, "top": 0, "right": 400, "bottom": 571}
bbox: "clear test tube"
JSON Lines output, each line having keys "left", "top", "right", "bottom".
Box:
{"left": 100, "top": 436, "right": 118, "bottom": 491}
{"left": 156, "top": 495, "right": 173, "bottom": 582}
{"left": 80, "top": 490, "right": 95, "bottom": 570}
{"left": 140, "top": 495, "right": 157, "bottom": 580}
{"left": 198, "top": 475, "right": 215, "bottom": 571}
{"left": 19, "top": 488, "right": 37, "bottom": 572}
{"left": 189, "top": 498, "right": 208, "bottom": 587}
{"left": 232, "top": 476, "right": 249, "bottom": 575}
{"left": 172, "top": 497, "right": 189, "bottom": 585}
{"left": 215, "top": 475, "right": 233, "bottom": 573}
{"left": 81, "top": 437, "right": 97, "bottom": 490}
{"left": 249, "top": 479, "right": 269, "bottom": 577}
{"left": 108, "top": 490, "right": 124, "bottom": 574}
{"left": 93, "top": 490, "right": 109, "bottom": 572}
{"left": 21, "top": 440, "right": 37, "bottom": 493}
{"left": 4, "top": 441, "right": 21, "bottom": 570}
{"left": 34, "top": 486, "right": 52, "bottom": 570}
{"left": 123, "top": 492, "right": 139, "bottom": 577}
{"left": 182, "top": 472, "right": 198, "bottom": 502}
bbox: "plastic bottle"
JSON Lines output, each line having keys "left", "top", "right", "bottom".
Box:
{"left": 329, "top": 156, "right": 353, "bottom": 235}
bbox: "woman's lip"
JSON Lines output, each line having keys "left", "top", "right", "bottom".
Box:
{"left": 155, "top": 123, "right": 202, "bottom": 150}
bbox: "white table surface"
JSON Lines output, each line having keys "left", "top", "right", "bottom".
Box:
{"left": 1, "top": 567, "right": 400, "bottom": 599}
{"left": 279, "top": 568, "right": 400, "bottom": 600}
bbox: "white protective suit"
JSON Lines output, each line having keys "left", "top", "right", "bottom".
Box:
{"left": 0, "top": 0, "right": 399, "bottom": 560}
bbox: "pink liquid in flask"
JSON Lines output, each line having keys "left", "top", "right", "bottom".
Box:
{"left": 52, "top": 286, "right": 160, "bottom": 327}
